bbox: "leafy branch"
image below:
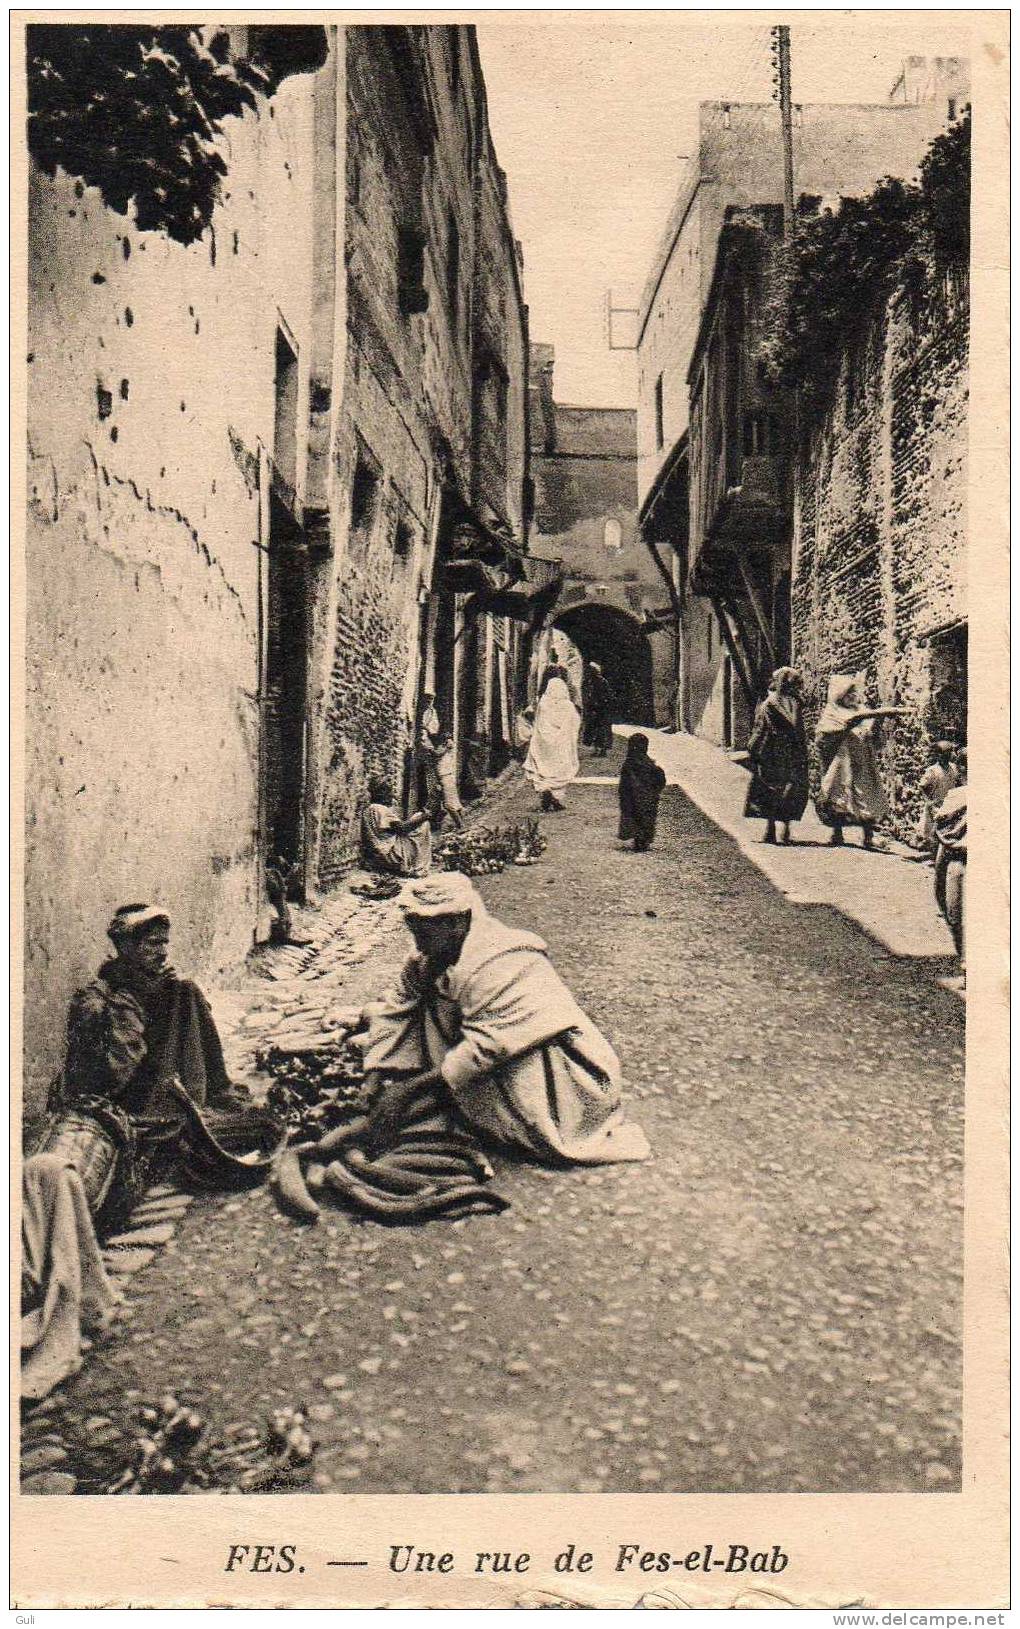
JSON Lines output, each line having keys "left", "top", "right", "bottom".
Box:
{"left": 760, "top": 113, "right": 970, "bottom": 419}
{"left": 27, "top": 26, "right": 268, "bottom": 245}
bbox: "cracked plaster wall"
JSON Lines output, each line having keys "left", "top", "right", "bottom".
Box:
{"left": 24, "top": 73, "right": 319, "bottom": 1117}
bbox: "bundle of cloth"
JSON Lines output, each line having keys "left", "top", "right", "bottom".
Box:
{"left": 21, "top": 1153, "right": 121, "bottom": 1402}
{"left": 270, "top": 871, "right": 649, "bottom": 1225}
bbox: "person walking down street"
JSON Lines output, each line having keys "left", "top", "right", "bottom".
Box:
{"left": 418, "top": 692, "right": 444, "bottom": 826}
{"left": 360, "top": 776, "right": 432, "bottom": 877}
{"left": 744, "top": 666, "right": 810, "bottom": 845}
{"left": 359, "top": 873, "right": 650, "bottom": 1165}
{"left": 433, "top": 735, "right": 465, "bottom": 831}
{"left": 618, "top": 733, "right": 666, "bottom": 852}
{"left": 513, "top": 703, "right": 535, "bottom": 763}
{"left": 583, "top": 661, "right": 615, "bottom": 756}
{"left": 524, "top": 664, "right": 581, "bottom": 812}
{"left": 915, "top": 740, "right": 959, "bottom": 857}
{"left": 814, "top": 674, "right": 904, "bottom": 849}
{"left": 933, "top": 780, "right": 967, "bottom": 965}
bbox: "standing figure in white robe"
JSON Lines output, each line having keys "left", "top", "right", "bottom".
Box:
{"left": 358, "top": 873, "right": 650, "bottom": 1166}
{"left": 524, "top": 667, "right": 581, "bottom": 811}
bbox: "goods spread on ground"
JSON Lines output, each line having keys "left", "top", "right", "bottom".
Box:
{"left": 435, "top": 819, "right": 546, "bottom": 876}
{"left": 22, "top": 1392, "right": 317, "bottom": 1495}
{"left": 257, "top": 1027, "right": 507, "bottom": 1225}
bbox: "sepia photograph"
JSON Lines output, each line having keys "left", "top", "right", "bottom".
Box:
{"left": 11, "top": 7, "right": 1008, "bottom": 1605}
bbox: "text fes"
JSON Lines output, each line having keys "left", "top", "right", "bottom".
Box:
{"left": 224, "top": 1545, "right": 300, "bottom": 1574}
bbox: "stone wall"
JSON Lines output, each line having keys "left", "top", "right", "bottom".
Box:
{"left": 313, "top": 26, "right": 529, "bottom": 878}
{"left": 791, "top": 287, "right": 968, "bottom": 841}
{"left": 24, "top": 67, "right": 321, "bottom": 1117}
{"left": 24, "top": 24, "right": 531, "bottom": 1110}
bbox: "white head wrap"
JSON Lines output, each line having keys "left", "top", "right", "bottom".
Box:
{"left": 108, "top": 903, "right": 171, "bottom": 943}
{"left": 400, "top": 872, "right": 479, "bottom": 919}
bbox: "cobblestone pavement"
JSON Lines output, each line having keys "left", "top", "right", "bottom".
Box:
{"left": 40, "top": 741, "right": 964, "bottom": 1494}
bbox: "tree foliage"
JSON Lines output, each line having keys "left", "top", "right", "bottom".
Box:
{"left": 918, "top": 111, "right": 971, "bottom": 273}
{"left": 27, "top": 26, "right": 266, "bottom": 245}
{"left": 762, "top": 113, "right": 970, "bottom": 417}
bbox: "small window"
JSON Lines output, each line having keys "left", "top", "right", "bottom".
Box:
{"left": 397, "top": 226, "right": 428, "bottom": 316}
{"left": 351, "top": 456, "right": 379, "bottom": 535}
{"left": 947, "top": 97, "right": 957, "bottom": 121}
{"left": 654, "top": 374, "right": 664, "bottom": 451}
{"left": 603, "top": 518, "right": 622, "bottom": 552}
{"left": 447, "top": 211, "right": 460, "bottom": 322}
{"left": 449, "top": 27, "right": 461, "bottom": 94}
{"left": 394, "top": 516, "right": 414, "bottom": 561}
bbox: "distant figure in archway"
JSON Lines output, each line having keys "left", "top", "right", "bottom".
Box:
{"left": 524, "top": 666, "right": 581, "bottom": 811}
{"left": 553, "top": 604, "right": 655, "bottom": 727}
{"left": 582, "top": 661, "right": 615, "bottom": 757}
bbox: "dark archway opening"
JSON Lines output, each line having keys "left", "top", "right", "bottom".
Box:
{"left": 554, "top": 603, "right": 655, "bottom": 725}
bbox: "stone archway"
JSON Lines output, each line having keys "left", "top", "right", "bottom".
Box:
{"left": 553, "top": 602, "right": 655, "bottom": 725}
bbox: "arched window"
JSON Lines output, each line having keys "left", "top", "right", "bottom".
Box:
{"left": 603, "top": 517, "right": 622, "bottom": 552}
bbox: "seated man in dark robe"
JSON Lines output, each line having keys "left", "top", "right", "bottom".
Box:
{"left": 56, "top": 904, "right": 242, "bottom": 1120}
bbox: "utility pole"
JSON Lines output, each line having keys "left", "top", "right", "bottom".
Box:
{"left": 771, "top": 24, "right": 795, "bottom": 236}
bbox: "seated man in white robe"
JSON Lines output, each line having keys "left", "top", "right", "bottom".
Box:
{"left": 358, "top": 873, "right": 649, "bottom": 1166}
{"left": 360, "top": 776, "right": 432, "bottom": 878}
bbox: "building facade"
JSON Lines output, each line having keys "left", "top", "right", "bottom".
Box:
{"left": 636, "top": 92, "right": 965, "bottom": 747}
{"left": 315, "top": 25, "right": 531, "bottom": 883}
{"left": 527, "top": 344, "right": 671, "bottom": 725}
{"left": 24, "top": 23, "right": 531, "bottom": 1114}
{"left": 790, "top": 280, "right": 968, "bottom": 843}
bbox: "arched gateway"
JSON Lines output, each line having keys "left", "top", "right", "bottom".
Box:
{"left": 553, "top": 602, "right": 655, "bottom": 726}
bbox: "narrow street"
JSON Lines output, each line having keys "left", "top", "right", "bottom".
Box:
{"left": 51, "top": 738, "right": 963, "bottom": 1495}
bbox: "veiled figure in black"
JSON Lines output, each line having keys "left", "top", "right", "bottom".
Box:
{"left": 744, "top": 666, "right": 810, "bottom": 845}
{"left": 582, "top": 662, "right": 614, "bottom": 756}
{"left": 618, "top": 733, "right": 667, "bottom": 852}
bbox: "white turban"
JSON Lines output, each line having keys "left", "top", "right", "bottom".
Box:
{"left": 107, "top": 903, "right": 170, "bottom": 942}
{"left": 400, "top": 872, "right": 479, "bottom": 919}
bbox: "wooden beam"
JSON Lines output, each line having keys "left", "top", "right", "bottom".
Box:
{"left": 737, "top": 555, "right": 776, "bottom": 665}
{"left": 710, "top": 594, "right": 756, "bottom": 710}
{"left": 645, "top": 534, "right": 683, "bottom": 619}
